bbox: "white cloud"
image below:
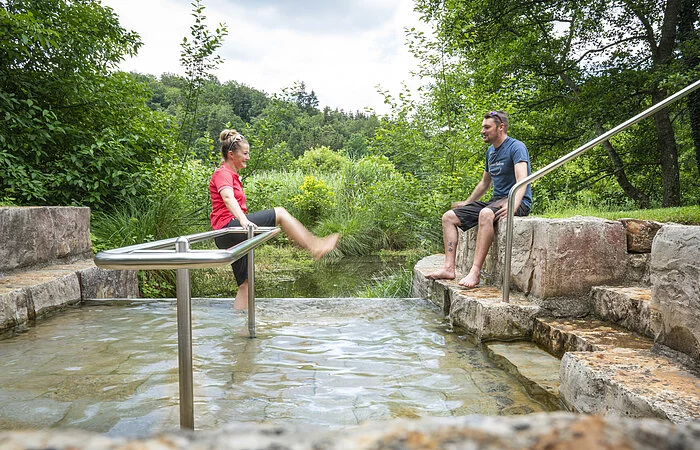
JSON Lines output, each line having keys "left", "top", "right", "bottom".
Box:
{"left": 103, "top": 0, "right": 429, "bottom": 115}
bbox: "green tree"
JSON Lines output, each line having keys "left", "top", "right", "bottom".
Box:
{"left": 414, "top": 0, "right": 699, "bottom": 208}
{"left": 0, "top": 0, "right": 176, "bottom": 208}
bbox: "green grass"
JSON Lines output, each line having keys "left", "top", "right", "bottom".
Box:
{"left": 537, "top": 205, "right": 700, "bottom": 225}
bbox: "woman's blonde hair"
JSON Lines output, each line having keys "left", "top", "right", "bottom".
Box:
{"left": 219, "top": 129, "right": 248, "bottom": 160}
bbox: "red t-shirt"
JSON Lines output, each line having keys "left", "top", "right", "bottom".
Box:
{"left": 209, "top": 165, "right": 247, "bottom": 230}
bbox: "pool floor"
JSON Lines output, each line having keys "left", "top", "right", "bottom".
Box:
{"left": 0, "top": 298, "right": 551, "bottom": 437}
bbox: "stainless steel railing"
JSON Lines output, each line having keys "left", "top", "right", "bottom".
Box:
{"left": 94, "top": 225, "right": 281, "bottom": 429}
{"left": 502, "top": 79, "right": 700, "bottom": 303}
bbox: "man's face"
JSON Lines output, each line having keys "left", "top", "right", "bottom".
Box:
{"left": 481, "top": 118, "right": 503, "bottom": 144}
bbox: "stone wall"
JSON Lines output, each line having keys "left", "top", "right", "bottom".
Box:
{"left": 0, "top": 206, "right": 92, "bottom": 271}
{"left": 0, "top": 206, "right": 138, "bottom": 333}
{"left": 650, "top": 225, "right": 700, "bottom": 361}
{"left": 456, "top": 216, "right": 661, "bottom": 300}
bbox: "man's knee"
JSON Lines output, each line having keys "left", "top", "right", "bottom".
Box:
{"left": 443, "top": 210, "right": 461, "bottom": 226}
{"left": 478, "top": 207, "right": 495, "bottom": 223}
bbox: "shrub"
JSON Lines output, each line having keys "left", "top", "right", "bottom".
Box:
{"left": 294, "top": 146, "right": 350, "bottom": 174}
{"left": 290, "top": 175, "right": 336, "bottom": 225}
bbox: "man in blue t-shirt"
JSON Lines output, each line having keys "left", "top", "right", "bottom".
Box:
{"left": 426, "top": 111, "right": 532, "bottom": 288}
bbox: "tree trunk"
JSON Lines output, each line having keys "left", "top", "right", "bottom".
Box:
{"left": 594, "top": 124, "right": 650, "bottom": 208}
{"left": 678, "top": 0, "right": 700, "bottom": 174}
{"left": 653, "top": 88, "right": 682, "bottom": 207}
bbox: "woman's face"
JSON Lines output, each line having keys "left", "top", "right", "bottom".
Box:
{"left": 228, "top": 142, "right": 250, "bottom": 170}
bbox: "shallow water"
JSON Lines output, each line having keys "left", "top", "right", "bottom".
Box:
{"left": 0, "top": 298, "right": 550, "bottom": 437}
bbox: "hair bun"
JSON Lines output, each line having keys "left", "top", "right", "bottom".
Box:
{"left": 219, "top": 129, "right": 238, "bottom": 142}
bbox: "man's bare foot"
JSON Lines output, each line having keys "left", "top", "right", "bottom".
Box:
{"left": 458, "top": 268, "right": 481, "bottom": 288}
{"left": 425, "top": 268, "right": 455, "bottom": 280}
{"left": 311, "top": 233, "right": 340, "bottom": 260}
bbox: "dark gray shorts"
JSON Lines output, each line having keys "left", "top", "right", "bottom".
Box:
{"left": 214, "top": 209, "right": 277, "bottom": 286}
{"left": 452, "top": 199, "right": 530, "bottom": 231}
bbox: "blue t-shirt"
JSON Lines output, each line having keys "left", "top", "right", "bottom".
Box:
{"left": 484, "top": 136, "right": 532, "bottom": 208}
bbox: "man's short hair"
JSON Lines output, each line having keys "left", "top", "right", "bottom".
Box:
{"left": 484, "top": 110, "right": 509, "bottom": 132}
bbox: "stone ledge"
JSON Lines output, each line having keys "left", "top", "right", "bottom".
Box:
{"left": 560, "top": 348, "right": 700, "bottom": 424}
{"left": 0, "top": 259, "right": 138, "bottom": 333}
{"left": 414, "top": 255, "right": 539, "bottom": 341}
{"left": 533, "top": 318, "right": 654, "bottom": 359}
{"left": 591, "top": 286, "right": 653, "bottom": 338}
{"left": 485, "top": 341, "right": 564, "bottom": 411}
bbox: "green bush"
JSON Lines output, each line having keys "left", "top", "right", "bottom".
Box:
{"left": 290, "top": 175, "right": 336, "bottom": 224}
{"left": 294, "top": 146, "right": 350, "bottom": 173}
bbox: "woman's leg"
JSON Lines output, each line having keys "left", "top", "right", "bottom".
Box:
{"left": 273, "top": 207, "right": 339, "bottom": 259}
{"left": 233, "top": 281, "right": 248, "bottom": 310}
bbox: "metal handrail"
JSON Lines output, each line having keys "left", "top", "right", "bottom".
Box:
{"left": 94, "top": 225, "right": 281, "bottom": 430}
{"left": 502, "top": 79, "right": 700, "bottom": 303}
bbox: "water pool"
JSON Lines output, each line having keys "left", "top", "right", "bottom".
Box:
{"left": 0, "top": 298, "right": 551, "bottom": 437}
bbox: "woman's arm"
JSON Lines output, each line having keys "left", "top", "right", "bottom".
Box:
{"left": 220, "top": 188, "right": 255, "bottom": 229}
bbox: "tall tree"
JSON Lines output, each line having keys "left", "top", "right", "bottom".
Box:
{"left": 415, "top": 0, "right": 699, "bottom": 207}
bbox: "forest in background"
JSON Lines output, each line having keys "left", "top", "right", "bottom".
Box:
{"left": 2, "top": 0, "right": 699, "bottom": 286}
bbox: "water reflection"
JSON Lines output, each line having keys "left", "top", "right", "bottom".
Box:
{"left": 0, "top": 298, "right": 550, "bottom": 437}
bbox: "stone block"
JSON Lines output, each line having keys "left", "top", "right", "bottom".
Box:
{"left": 591, "top": 286, "right": 653, "bottom": 338}
{"left": 78, "top": 266, "right": 139, "bottom": 300}
{"left": 496, "top": 217, "right": 627, "bottom": 299}
{"left": 27, "top": 273, "right": 81, "bottom": 319}
{"left": 560, "top": 348, "right": 700, "bottom": 423}
{"left": 449, "top": 287, "right": 540, "bottom": 341}
{"left": 620, "top": 219, "right": 662, "bottom": 253}
{"left": 0, "top": 206, "right": 91, "bottom": 271}
{"left": 0, "top": 289, "right": 29, "bottom": 330}
{"left": 650, "top": 224, "right": 700, "bottom": 360}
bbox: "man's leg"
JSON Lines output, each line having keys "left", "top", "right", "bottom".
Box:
{"left": 459, "top": 207, "right": 496, "bottom": 288}
{"left": 425, "top": 210, "right": 462, "bottom": 280}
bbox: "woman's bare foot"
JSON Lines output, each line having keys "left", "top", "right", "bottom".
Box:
{"left": 458, "top": 268, "right": 481, "bottom": 288}
{"left": 425, "top": 268, "right": 455, "bottom": 280}
{"left": 311, "top": 233, "right": 340, "bottom": 260}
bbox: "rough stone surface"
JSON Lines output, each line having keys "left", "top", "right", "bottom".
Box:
{"left": 533, "top": 318, "right": 653, "bottom": 359}
{"left": 625, "top": 253, "right": 651, "bottom": 285}
{"left": 414, "top": 256, "right": 540, "bottom": 341}
{"left": 485, "top": 341, "right": 564, "bottom": 411}
{"left": 0, "top": 260, "right": 139, "bottom": 332}
{"left": 0, "top": 206, "right": 92, "bottom": 271}
{"left": 620, "top": 218, "right": 662, "bottom": 253}
{"left": 591, "top": 286, "right": 653, "bottom": 338}
{"left": 650, "top": 224, "right": 700, "bottom": 361}
{"left": 78, "top": 266, "right": 139, "bottom": 300}
{"left": 449, "top": 287, "right": 540, "bottom": 341}
{"left": 1, "top": 413, "right": 698, "bottom": 450}
{"left": 0, "top": 289, "right": 29, "bottom": 331}
{"left": 560, "top": 348, "right": 700, "bottom": 424}
{"left": 496, "top": 217, "right": 628, "bottom": 299}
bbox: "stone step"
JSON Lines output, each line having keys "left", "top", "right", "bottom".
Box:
{"left": 560, "top": 347, "right": 700, "bottom": 423}
{"left": 484, "top": 341, "right": 565, "bottom": 411}
{"left": 533, "top": 317, "right": 654, "bottom": 359}
{"left": 413, "top": 255, "right": 540, "bottom": 341}
{"left": 591, "top": 285, "right": 653, "bottom": 338}
{"left": 0, "top": 259, "right": 137, "bottom": 333}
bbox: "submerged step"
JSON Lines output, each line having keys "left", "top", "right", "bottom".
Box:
{"left": 484, "top": 341, "right": 564, "bottom": 411}
{"left": 561, "top": 348, "right": 700, "bottom": 423}
{"left": 591, "top": 286, "right": 653, "bottom": 338}
{"left": 533, "top": 318, "right": 654, "bottom": 359}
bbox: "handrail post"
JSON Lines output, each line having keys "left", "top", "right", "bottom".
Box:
{"left": 247, "top": 224, "right": 256, "bottom": 338}
{"left": 501, "top": 79, "right": 700, "bottom": 304}
{"left": 175, "top": 237, "right": 194, "bottom": 429}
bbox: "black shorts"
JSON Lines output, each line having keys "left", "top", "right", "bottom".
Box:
{"left": 452, "top": 199, "right": 530, "bottom": 231}
{"left": 214, "top": 209, "right": 277, "bottom": 286}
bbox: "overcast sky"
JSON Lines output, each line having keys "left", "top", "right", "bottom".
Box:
{"left": 102, "top": 0, "right": 429, "bottom": 115}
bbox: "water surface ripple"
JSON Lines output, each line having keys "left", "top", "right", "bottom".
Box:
{"left": 0, "top": 298, "right": 549, "bottom": 437}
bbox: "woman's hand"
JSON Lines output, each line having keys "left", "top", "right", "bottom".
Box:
{"left": 238, "top": 216, "right": 258, "bottom": 231}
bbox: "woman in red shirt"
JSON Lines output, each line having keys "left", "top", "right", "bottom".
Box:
{"left": 210, "top": 129, "right": 340, "bottom": 310}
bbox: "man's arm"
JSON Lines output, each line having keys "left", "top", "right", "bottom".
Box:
{"left": 494, "top": 161, "right": 528, "bottom": 220}
{"left": 453, "top": 171, "right": 492, "bottom": 207}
